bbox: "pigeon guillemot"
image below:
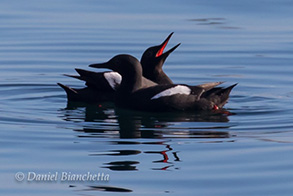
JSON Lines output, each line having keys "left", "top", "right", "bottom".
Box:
{"left": 58, "top": 33, "right": 180, "bottom": 103}
{"left": 89, "top": 54, "right": 237, "bottom": 112}
{"left": 141, "top": 32, "right": 180, "bottom": 84}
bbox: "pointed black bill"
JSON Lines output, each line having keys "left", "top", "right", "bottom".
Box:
{"left": 156, "top": 32, "right": 174, "bottom": 57}
{"left": 156, "top": 33, "right": 180, "bottom": 58}
{"left": 89, "top": 62, "right": 110, "bottom": 69}
{"left": 162, "top": 43, "right": 181, "bottom": 57}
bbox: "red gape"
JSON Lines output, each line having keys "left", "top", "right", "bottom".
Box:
{"left": 213, "top": 105, "right": 219, "bottom": 110}
{"left": 156, "top": 40, "right": 169, "bottom": 57}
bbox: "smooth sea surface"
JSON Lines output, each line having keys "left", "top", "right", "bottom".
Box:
{"left": 1, "top": 0, "right": 293, "bottom": 195}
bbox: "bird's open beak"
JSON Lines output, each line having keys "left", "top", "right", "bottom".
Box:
{"left": 156, "top": 32, "right": 181, "bottom": 58}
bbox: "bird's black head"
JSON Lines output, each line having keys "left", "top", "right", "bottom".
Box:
{"left": 89, "top": 54, "right": 141, "bottom": 75}
{"left": 89, "top": 54, "right": 143, "bottom": 92}
{"left": 140, "top": 32, "right": 180, "bottom": 75}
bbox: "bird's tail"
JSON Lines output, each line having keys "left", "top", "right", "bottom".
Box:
{"left": 57, "top": 83, "right": 79, "bottom": 101}
{"left": 197, "top": 81, "right": 225, "bottom": 91}
{"left": 63, "top": 69, "right": 94, "bottom": 81}
{"left": 75, "top": 68, "right": 93, "bottom": 76}
{"left": 63, "top": 74, "right": 82, "bottom": 80}
{"left": 216, "top": 83, "right": 237, "bottom": 108}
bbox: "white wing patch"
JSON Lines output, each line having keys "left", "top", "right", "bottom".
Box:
{"left": 104, "top": 72, "right": 122, "bottom": 90}
{"left": 151, "top": 85, "right": 191, "bottom": 100}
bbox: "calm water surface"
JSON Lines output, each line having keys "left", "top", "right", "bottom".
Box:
{"left": 1, "top": 0, "right": 293, "bottom": 195}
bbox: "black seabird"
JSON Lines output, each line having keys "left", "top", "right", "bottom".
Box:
{"left": 58, "top": 33, "right": 180, "bottom": 103}
{"left": 141, "top": 32, "right": 180, "bottom": 84}
{"left": 89, "top": 54, "right": 237, "bottom": 112}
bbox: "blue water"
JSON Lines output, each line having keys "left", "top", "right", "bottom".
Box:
{"left": 1, "top": 0, "right": 293, "bottom": 195}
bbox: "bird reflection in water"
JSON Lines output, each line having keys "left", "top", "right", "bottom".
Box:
{"left": 144, "top": 144, "right": 180, "bottom": 171}
{"left": 60, "top": 101, "right": 233, "bottom": 192}
{"left": 61, "top": 101, "right": 232, "bottom": 139}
